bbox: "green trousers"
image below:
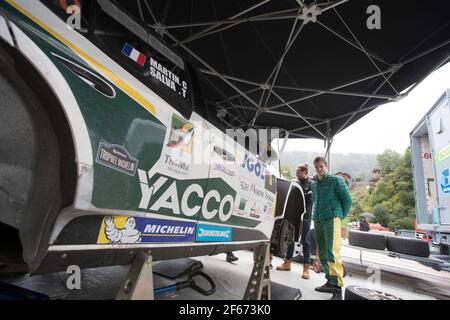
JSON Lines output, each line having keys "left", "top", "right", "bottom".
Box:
{"left": 315, "top": 217, "right": 344, "bottom": 288}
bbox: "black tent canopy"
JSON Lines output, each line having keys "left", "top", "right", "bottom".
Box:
{"left": 119, "top": 0, "right": 450, "bottom": 142}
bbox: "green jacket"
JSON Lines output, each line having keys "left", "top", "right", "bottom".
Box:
{"left": 311, "top": 173, "right": 352, "bottom": 221}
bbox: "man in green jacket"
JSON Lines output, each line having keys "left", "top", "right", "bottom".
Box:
{"left": 312, "top": 157, "right": 352, "bottom": 300}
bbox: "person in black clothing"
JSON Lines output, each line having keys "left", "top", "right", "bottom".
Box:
{"left": 276, "top": 164, "right": 313, "bottom": 280}
{"left": 225, "top": 252, "right": 238, "bottom": 262}
{"left": 359, "top": 216, "right": 370, "bottom": 232}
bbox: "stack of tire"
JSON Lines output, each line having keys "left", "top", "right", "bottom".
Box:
{"left": 348, "top": 231, "right": 430, "bottom": 257}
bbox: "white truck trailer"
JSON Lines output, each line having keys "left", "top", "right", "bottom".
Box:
{"left": 410, "top": 89, "right": 450, "bottom": 254}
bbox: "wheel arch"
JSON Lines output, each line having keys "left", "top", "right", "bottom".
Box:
{"left": 0, "top": 18, "right": 93, "bottom": 269}
{"left": 1, "top": 23, "right": 85, "bottom": 208}
{"left": 271, "top": 178, "right": 306, "bottom": 256}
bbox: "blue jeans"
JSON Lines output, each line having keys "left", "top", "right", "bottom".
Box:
{"left": 286, "top": 218, "right": 311, "bottom": 263}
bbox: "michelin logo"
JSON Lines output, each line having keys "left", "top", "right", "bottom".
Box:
{"left": 98, "top": 216, "right": 195, "bottom": 244}
{"left": 143, "top": 224, "right": 195, "bottom": 235}
{"left": 196, "top": 224, "right": 232, "bottom": 242}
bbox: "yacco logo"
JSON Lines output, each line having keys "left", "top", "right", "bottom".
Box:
{"left": 241, "top": 154, "right": 265, "bottom": 180}
{"left": 138, "top": 171, "right": 235, "bottom": 222}
{"left": 97, "top": 216, "right": 195, "bottom": 244}
{"left": 196, "top": 224, "right": 232, "bottom": 242}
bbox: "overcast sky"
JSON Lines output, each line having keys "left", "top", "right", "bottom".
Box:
{"left": 280, "top": 62, "right": 450, "bottom": 155}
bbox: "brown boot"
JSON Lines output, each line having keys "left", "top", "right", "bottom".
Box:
{"left": 276, "top": 260, "right": 291, "bottom": 271}
{"left": 302, "top": 263, "right": 310, "bottom": 279}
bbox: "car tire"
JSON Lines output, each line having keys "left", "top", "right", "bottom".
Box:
{"left": 386, "top": 236, "right": 430, "bottom": 257}
{"left": 348, "top": 230, "right": 386, "bottom": 250}
{"left": 345, "top": 285, "right": 401, "bottom": 300}
{"left": 439, "top": 244, "right": 449, "bottom": 255}
{"left": 270, "top": 219, "right": 295, "bottom": 258}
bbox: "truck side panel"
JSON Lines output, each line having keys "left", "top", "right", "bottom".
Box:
{"left": 428, "top": 91, "right": 450, "bottom": 226}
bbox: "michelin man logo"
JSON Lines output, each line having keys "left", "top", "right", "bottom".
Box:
{"left": 104, "top": 216, "right": 142, "bottom": 243}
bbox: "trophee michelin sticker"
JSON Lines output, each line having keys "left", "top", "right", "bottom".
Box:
{"left": 96, "top": 142, "right": 138, "bottom": 176}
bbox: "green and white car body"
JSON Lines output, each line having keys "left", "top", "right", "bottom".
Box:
{"left": 0, "top": 0, "right": 303, "bottom": 273}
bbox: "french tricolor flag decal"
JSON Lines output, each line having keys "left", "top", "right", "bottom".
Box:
{"left": 122, "top": 43, "right": 147, "bottom": 66}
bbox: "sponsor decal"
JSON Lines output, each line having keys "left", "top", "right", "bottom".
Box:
{"left": 239, "top": 197, "right": 248, "bottom": 211}
{"left": 167, "top": 114, "right": 194, "bottom": 154}
{"left": 138, "top": 172, "right": 235, "bottom": 222}
{"left": 164, "top": 154, "right": 190, "bottom": 174}
{"left": 122, "top": 43, "right": 147, "bottom": 67}
{"left": 240, "top": 181, "right": 250, "bottom": 191}
{"left": 250, "top": 184, "right": 265, "bottom": 198}
{"left": 213, "top": 164, "right": 236, "bottom": 177}
{"left": 96, "top": 142, "right": 138, "bottom": 176}
{"left": 265, "top": 173, "right": 276, "bottom": 193}
{"left": 268, "top": 204, "right": 275, "bottom": 217}
{"left": 264, "top": 190, "right": 275, "bottom": 202}
{"left": 241, "top": 154, "right": 265, "bottom": 180}
{"left": 196, "top": 224, "right": 232, "bottom": 242}
{"left": 441, "top": 168, "right": 450, "bottom": 194}
{"left": 250, "top": 209, "right": 260, "bottom": 219}
{"left": 435, "top": 144, "right": 450, "bottom": 165}
{"left": 149, "top": 57, "right": 188, "bottom": 98}
{"left": 249, "top": 200, "right": 261, "bottom": 219}
{"left": 233, "top": 196, "right": 248, "bottom": 216}
{"left": 97, "top": 216, "right": 195, "bottom": 244}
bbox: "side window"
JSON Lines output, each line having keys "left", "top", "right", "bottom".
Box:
{"left": 192, "top": 70, "right": 234, "bottom": 132}
{"left": 188, "top": 65, "right": 207, "bottom": 119}
{"left": 41, "top": 0, "right": 193, "bottom": 119}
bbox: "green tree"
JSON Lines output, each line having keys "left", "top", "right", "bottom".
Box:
{"left": 389, "top": 217, "right": 415, "bottom": 230}
{"left": 362, "top": 148, "right": 416, "bottom": 231}
{"left": 349, "top": 186, "right": 368, "bottom": 219}
{"left": 377, "top": 149, "right": 402, "bottom": 175}
{"left": 281, "top": 164, "right": 293, "bottom": 180}
{"left": 371, "top": 204, "right": 391, "bottom": 227}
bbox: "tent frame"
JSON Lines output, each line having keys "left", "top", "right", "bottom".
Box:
{"left": 130, "top": 0, "right": 449, "bottom": 159}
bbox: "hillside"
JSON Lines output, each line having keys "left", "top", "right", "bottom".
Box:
{"left": 279, "top": 150, "right": 377, "bottom": 181}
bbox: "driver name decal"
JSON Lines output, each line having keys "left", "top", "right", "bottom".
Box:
{"left": 149, "top": 57, "right": 188, "bottom": 98}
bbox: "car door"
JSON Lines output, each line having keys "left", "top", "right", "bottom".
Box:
{"left": 236, "top": 144, "right": 277, "bottom": 239}
{"left": 194, "top": 121, "right": 239, "bottom": 242}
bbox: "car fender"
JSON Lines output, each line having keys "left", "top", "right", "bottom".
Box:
{"left": 2, "top": 17, "right": 94, "bottom": 209}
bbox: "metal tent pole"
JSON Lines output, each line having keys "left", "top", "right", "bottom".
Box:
{"left": 325, "top": 120, "right": 332, "bottom": 172}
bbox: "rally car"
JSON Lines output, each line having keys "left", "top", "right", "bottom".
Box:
{"left": 0, "top": 0, "right": 305, "bottom": 274}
